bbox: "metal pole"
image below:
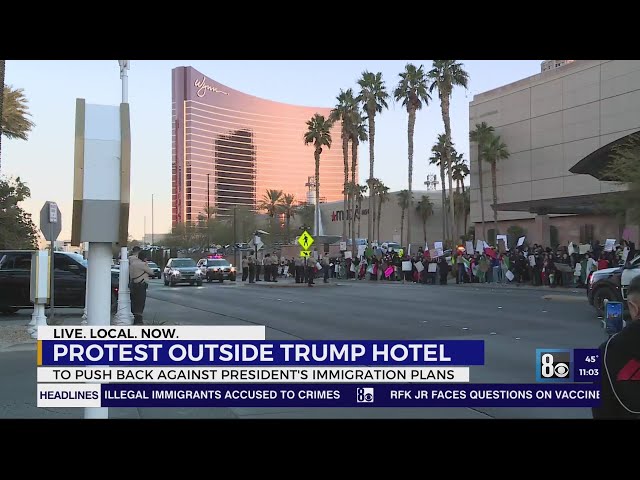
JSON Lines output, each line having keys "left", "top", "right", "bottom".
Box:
{"left": 115, "top": 60, "right": 134, "bottom": 325}
{"left": 152, "top": 194, "right": 154, "bottom": 246}
{"left": 82, "top": 243, "right": 89, "bottom": 323}
{"left": 84, "top": 242, "right": 112, "bottom": 419}
{"left": 233, "top": 206, "right": 238, "bottom": 273}
{"left": 144, "top": 216, "right": 146, "bottom": 245}
{"left": 49, "top": 232, "right": 55, "bottom": 323}
{"left": 207, "top": 173, "right": 211, "bottom": 251}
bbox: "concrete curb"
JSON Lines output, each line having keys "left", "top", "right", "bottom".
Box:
{"left": 541, "top": 294, "right": 588, "bottom": 302}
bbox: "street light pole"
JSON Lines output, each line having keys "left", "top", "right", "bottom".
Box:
{"left": 114, "top": 60, "right": 134, "bottom": 326}
{"left": 151, "top": 193, "right": 155, "bottom": 246}
{"left": 207, "top": 173, "right": 211, "bottom": 251}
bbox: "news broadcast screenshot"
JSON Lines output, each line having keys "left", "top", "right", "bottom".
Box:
{"left": 1, "top": 59, "right": 640, "bottom": 421}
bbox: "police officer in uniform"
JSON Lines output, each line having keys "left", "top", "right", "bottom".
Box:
{"left": 247, "top": 250, "right": 256, "bottom": 283}
{"left": 322, "top": 252, "right": 331, "bottom": 283}
{"left": 306, "top": 256, "right": 315, "bottom": 286}
{"left": 592, "top": 275, "right": 640, "bottom": 418}
{"left": 241, "top": 255, "right": 249, "bottom": 282}
{"left": 271, "top": 253, "right": 279, "bottom": 282}
{"left": 295, "top": 256, "right": 303, "bottom": 283}
{"left": 263, "top": 253, "right": 271, "bottom": 282}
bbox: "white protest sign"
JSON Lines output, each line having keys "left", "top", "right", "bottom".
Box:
{"left": 568, "top": 242, "right": 575, "bottom": 255}
{"left": 357, "top": 245, "right": 366, "bottom": 258}
{"left": 496, "top": 234, "right": 508, "bottom": 248}
{"left": 604, "top": 239, "right": 616, "bottom": 252}
{"left": 344, "top": 251, "right": 352, "bottom": 259}
{"left": 402, "top": 261, "right": 413, "bottom": 272}
{"left": 428, "top": 263, "right": 437, "bottom": 273}
{"left": 339, "top": 242, "right": 347, "bottom": 251}
{"left": 415, "top": 261, "right": 424, "bottom": 273}
{"left": 465, "top": 241, "right": 474, "bottom": 255}
{"left": 517, "top": 236, "right": 525, "bottom": 247}
{"left": 476, "top": 240, "right": 484, "bottom": 253}
{"left": 579, "top": 244, "right": 591, "bottom": 255}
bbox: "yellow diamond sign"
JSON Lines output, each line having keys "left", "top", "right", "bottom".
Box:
{"left": 300, "top": 250, "right": 311, "bottom": 258}
{"left": 298, "top": 230, "right": 314, "bottom": 250}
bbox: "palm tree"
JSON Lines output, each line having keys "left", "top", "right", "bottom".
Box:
{"left": 481, "top": 134, "right": 510, "bottom": 238}
{"left": 397, "top": 189, "right": 411, "bottom": 247}
{"left": 394, "top": 63, "right": 431, "bottom": 251}
{"left": 0, "top": 60, "right": 5, "bottom": 173}
{"left": 429, "top": 134, "right": 448, "bottom": 241}
{"left": 469, "top": 122, "right": 495, "bottom": 241}
{"left": 349, "top": 112, "right": 368, "bottom": 256}
{"left": 258, "top": 189, "right": 284, "bottom": 235}
{"left": 357, "top": 184, "right": 368, "bottom": 239}
{"left": 416, "top": 195, "right": 434, "bottom": 245}
{"left": 357, "top": 71, "right": 389, "bottom": 244}
{"left": 1, "top": 83, "right": 35, "bottom": 174}
{"left": 454, "top": 190, "right": 470, "bottom": 237}
{"left": 278, "top": 193, "right": 297, "bottom": 243}
{"left": 429, "top": 60, "right": 469, "bottom": 243}
{"left": 377, "top": 183, "right": 390, "bottom": 243}
{"left": 329, "top": 88, "right": 358, "bottom": 242}
{"left": 303, "top": 114, "right": 333, "bottom": 236}
{"left": 452, "top": 153, "right": 469, "bottom": 194}
{"left": 201, "top": 205, "right": 217, "bottom": 220}
{"left": 368, "top": 178, "right": 380, "bottom": 239}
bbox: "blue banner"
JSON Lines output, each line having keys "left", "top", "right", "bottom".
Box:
{"left": 41, "top": 340, "right": 484, "bottom": 366}
{"left": 98, "top": 383, "right": 600, "bottom": 408}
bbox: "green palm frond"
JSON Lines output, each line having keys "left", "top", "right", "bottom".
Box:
{"left": 303, "top": 114, "right": 333, "bottom": 149}
{"left": 394, "top": 64, "right": 431, "bottom": 111}
{"left": 357, "top": 71, "right": 390, "bottom": 116}
{"left": 1, "top": 85, "right": 35, "bottom": 140}
{"left": 428, "top": 60, "right": 469, "bottom": 97}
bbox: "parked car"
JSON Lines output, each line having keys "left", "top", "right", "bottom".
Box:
{"left": 163, "top": 258, "right": 203, "bottom": 286}
{"left": 0, "top": 250, "right": 118, "bottom": 314}
{"left": 587, "top": 266, "right": 623, "bottom": 315}
{"left": 147, "top": 261, "right": 162, "bottom": 279}
{"left": 197, "top": 256, "right": 236, "bottom": 283}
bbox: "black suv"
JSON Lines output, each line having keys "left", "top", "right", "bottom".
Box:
{"left": 0, "top": 250, "right": 119, "bottom": 314}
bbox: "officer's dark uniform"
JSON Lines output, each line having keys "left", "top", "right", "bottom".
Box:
{"left": 306, "top": 257, "right": 315, "bottom": 286}
{"left": 263, "top": 254, "right": 271, "bottom": 282}
{"left": 592, "top": 321, "right": 640, "bottom": 419}
{"left": 294, "top": 257, "right": 303, "bottom": 283}
{"left": 247, "top": 253, "right": 256, "bottom": 283}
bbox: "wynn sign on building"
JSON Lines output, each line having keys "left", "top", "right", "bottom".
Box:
{"left": 171, "top": 66, "right": 346, "bottom": 225}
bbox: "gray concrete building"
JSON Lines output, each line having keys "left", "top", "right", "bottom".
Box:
{"left": 469, "top": 60, "right": 640, "bottom": 247}
{"left": 318, "top": 189, "right": 451, "bottom": 251}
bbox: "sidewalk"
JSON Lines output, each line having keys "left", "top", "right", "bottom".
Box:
{"left": 241, "top": 279, "right": 341, "bottom": 288}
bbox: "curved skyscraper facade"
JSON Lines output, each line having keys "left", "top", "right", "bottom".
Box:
{"left": 172, "top": 66, "right": 348, "bottom": 226}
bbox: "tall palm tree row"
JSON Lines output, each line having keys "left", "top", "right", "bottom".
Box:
{"left": 376, "top": 182, "right": 390, "bottom": 243}
{"left": 481, "top": 134, "right": 510, "bottom": 240}
{"left": 469, "top": 122, "right": 495, "bottom": 241}
{"left": 416, "top": 195, "right": 434, "bottom": 245}
{"left": 451, "top": 153, "right": 470, "bottom": 236}
{"left": 357, "top": 71, "right": 389, "bottom": 245}
{"left": 258, "top": 189, "right": 284, "bottom": 238}
{"left": 303, "top": 114, "right": 333, "bottom": 236}
{"left": 349, "top": 111, "right": 367, "bottom": 256}
{"left": 429, "top": 134, "right": 448, "bottom": 242}
{"left": 452, "top": 153, "right": 469, "bottom": 194}
{"left": 329, "top": 88, "right": 358, "bottom": 242}
{"left": 428, "top": 60, "right": 469, "bottom": 243}
{"left": 397, "top": 189, "right": 411, "bottom": 247}
{"left": 279, "top": 193, "right": 297, "bottom": 243}
{"left": 356, "top": 184, "right": 368, "bottom": 239}
{"left": 394, "top": 63, "right": 431, "bottom": 250}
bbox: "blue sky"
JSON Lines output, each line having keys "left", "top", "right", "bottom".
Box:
{"left": 3, "top": 60, "right": 542, "bottom": 241}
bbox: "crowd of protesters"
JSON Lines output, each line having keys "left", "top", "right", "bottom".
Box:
{"left": 312, "top": 239, "right": 637, "bottom": 288}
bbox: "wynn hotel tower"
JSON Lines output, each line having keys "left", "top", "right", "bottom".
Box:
{"left": 171, "top": 66, "right": 348, "bottom": 226}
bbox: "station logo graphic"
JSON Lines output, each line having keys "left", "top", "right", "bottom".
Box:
{"left": 536, "top": 349, "right": 573, "bottom": 382}
{"left": 356, "top": 387, "right": 374, "bottom": 403}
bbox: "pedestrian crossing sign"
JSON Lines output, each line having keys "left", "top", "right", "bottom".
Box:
{"left": 298, "top": 230, "right": 314, "bottom": 250}
{"left": 300, "top": 250, "right": 311, "bottom": 258}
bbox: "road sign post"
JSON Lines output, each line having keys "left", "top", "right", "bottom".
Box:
{"left": 40, "top": 201, "right": 62, "bottom": 323}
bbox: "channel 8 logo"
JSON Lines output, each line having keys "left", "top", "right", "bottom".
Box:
{"left": 356, "top": 387, "right": 374, "bottom": 403}
{"left": 536, "top": 349, "right": 573, "bottom": 382}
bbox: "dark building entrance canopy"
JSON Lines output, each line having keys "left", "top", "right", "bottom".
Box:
{"left": 493, "top": 191, "right": 625, "bottom": 216}
{"left": 569, "top": 130, "right": 640, "bottom": 180}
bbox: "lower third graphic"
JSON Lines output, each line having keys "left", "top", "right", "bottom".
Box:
{"left": 356, "top": 387, "right": 374, "bottom": 403}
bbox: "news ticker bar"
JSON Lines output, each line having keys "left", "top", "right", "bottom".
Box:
{"left": 38, "top": 340, "right": 485, "bottom": 366}
{"left": 37, "top": 383, "right": 601, "bottom": 408}
{"left": 37, "top": 367, "right": 471, "bottom": 383}
{"left": 37, "top": 326, "right": 266, "bottom": 341}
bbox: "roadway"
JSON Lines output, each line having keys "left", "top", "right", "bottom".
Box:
{"left": 0, "top": 278, "right": 604, "bottom": 419}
